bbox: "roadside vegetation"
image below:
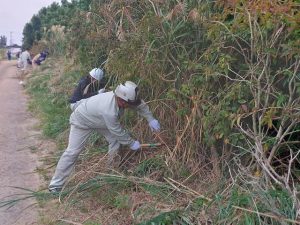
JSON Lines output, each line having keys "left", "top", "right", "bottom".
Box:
{"left": 0, "top": 48, "right": 8, "bottom": 60}
{"left": 15, "top": 0, "right": 300, "bottom": 224}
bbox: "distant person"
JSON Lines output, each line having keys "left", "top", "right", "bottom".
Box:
{"left": 20, "top": 48, "right": 31, "bottom": 71}
{"left": 6, "top": 50, "right": 11, "bottom": 60}
{"left": 32, "top": 50, "right": 49, "bottom": 69}
{"left": 69, "top": 68, "right": 106, "bottom": 111}
{"left": 16, "top": 51, "right": 22, "bottom": 68}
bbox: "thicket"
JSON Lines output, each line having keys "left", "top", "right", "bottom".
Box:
{"left": 24, "top": 0, "right": 300, "bottom": 224}
{"left": 0, "top": 36, "right": 7, "bottom": 48}
{"left": 22, "top": 0, "right": 91, "bottom": 50}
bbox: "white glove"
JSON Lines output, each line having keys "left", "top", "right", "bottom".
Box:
{"left": 149, "top": 119, "right": 160, "bottom": 132}
{"left": 98, "top": 88, "right": 105, "bottom": 94}
{"left": 130, "top": 140, "right": 140, "bottom": 151}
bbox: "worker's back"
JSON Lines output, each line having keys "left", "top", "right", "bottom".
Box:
{"left": 70, "top": 91, "right": 118, "bottom": 129}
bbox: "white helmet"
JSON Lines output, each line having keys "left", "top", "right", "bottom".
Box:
{"left": 115, "top": 81, "right": 140, "bottom": 104}
{"left": 89, "top": 68, "right": 104, "bottom": 81}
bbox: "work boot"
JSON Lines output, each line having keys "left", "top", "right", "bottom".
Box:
{"left": 48, "top": 187, "right": 62, "bottom": 193}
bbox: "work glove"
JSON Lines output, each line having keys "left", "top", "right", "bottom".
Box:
{"left": 98, "top": 88, "right": 105, "bottom": 94}
{"left": 130, "top": 140, "right": 141, "bottom": 151}
{"left": 149, "top": 119, "right": 160, "bottom": 132}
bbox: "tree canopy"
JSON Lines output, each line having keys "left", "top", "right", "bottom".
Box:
{"left": 0, "top": 36, "right": 7, "bottom": 48}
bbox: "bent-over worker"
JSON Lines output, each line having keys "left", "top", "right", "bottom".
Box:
{"left": 69, "top": 68, "right": 106, "bottom": 111}
{"left": 48, "top": 81, "right": 161, "bottom": 193}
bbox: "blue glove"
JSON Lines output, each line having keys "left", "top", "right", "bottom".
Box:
{"left": 130, "top": 140, "right": 140, "bottom": 151}
{"left": 149, "top": 119, "right": 160, "bottom": 132}
{"left": 98, "top": 88, "right": 105, "bottom": 94}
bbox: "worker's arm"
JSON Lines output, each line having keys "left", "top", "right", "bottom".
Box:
{"left": 134, "top": 100, "right": 155, "bottom": 122}
{"left": 104, "top": 114, "right": 135, "bottom": 146}
{"left": 135, "top": 100, "right": 160, "bottom": 132}
{"left": 69, "top": 78, "right": 87, "bottom": 103}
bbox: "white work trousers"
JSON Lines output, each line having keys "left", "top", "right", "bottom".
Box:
{"left": 21, "top": 59, "right": 28, "bottom": 71}
{"left": 49, "top": 124, "right": 121, "bottom": 189}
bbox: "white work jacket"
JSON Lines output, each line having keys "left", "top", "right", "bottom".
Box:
{"left": 20, "top": 50, "right": 31, "bottom": 62}
{"left": 70, "top": 91, "right": 155, "bottom": 146}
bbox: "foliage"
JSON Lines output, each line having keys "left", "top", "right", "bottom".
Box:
{"left": 95, "top": 1, "right": 300, "bottom": 213}
{"left": 22, "top": 0, "right": 92, "bottom": 50}
{"left": 0, "top": 36, "right": 7, "bottom": 48}
{"left": 134, "top": 156, "right": 165, "bottom": 177}
{"left": 0, "top": 48, "right": 6, "bottom": 60}
{"left": 26, "top": 63, "right": 70, "bottom": 138}
{"left": 138, "top": 210, "right": 192, "bottom": 225}
{"left": 214, "top": 184, "right": 298, "bottom": 225}
{"left": 23, "top": 0, "right": 300, "bottom": 223}
{"left": 22, "top": 23, "right": 34, "bottom": 49}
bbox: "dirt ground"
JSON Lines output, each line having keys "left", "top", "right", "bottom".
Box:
{"left": 0, "top": 60, "right": 41, "bottom": 225}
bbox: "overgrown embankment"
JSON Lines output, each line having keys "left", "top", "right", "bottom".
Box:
{"left": 22, "top": 0, "right": 300, "bottom": 224}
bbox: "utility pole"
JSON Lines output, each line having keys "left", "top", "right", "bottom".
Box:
{"left": 9, "top": 32, "right": 13, "bottom": 46}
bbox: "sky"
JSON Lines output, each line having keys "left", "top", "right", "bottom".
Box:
{"left": 0, "top": 0, "right": 60, "bottom": 45}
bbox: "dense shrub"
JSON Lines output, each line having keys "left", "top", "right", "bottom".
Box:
{"left": 24, "top": 0, "right": 300, "bottom": 222}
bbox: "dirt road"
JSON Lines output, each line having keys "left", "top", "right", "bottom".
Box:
{"left": 0, "top": 60, "right": 40, "bottom": 225}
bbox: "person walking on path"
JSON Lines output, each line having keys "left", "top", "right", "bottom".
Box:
{"left": 69, "top": 68, "right": 106, "bottom": 111}
{"left": 16, "top": 51, "right": 22, "bottom": 68}
{"left": 6, "top": 49, "right": 11, "bottom": 60}
{"left": 20, "top": 48, "right": 31, "bottom": 71}
{"left": 48, "top": 81, "right": 161, "bottom": 193}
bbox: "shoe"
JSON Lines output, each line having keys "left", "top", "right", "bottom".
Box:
{"left": 48, "top": 187, "right": 62, "bottom": 193}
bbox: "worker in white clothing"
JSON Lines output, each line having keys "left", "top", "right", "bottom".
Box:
{"left": 48, "top": 81, "right": 161, "bottom": 193}
{"left": 20, "top": 48, "right": 31, "bottom": 71}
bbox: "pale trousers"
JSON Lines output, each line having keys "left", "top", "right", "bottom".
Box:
{"left": 21, "top": 60, "right": 28, "bottom": 71}
{"left": 49, "top": 124, "right": 121, "bottom": 189}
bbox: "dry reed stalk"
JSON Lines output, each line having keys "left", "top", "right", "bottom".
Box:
{"left": 170, "top": 113, "right": 192, "bottom": 163}
{"left": 123, "top": 7, "right": 137, "bottom": 31}
{"left": 154, "top": 132, "right": 172, "bottom": 154}
{"left": 165, "top": 2, "right": 185, "bottom": 21}
{"left": 181, "top": 106, "right": 197, "bottom": 163}
{"left": 210, "top": 145, "right": 221, "bottom": 180}
{"left": 152, "top": 0, "right": 165, "bottom": 3}
{"left": 165, "top": 177, "right": 212, "bottom": 202}
{"left": 60, "top": 153, "right": 109, "bottom": 201}
{"left": 146, "top": 99, "right": 177, "bottom": 155}
{"left": 58, "top": 219, "right": 83, "bottom": 225}
{"left": 101, "top": 210, "right": 121, "bottom": 225}
{"left": 164, "top": 177, "right": 300, "bottom": 224}
{"left": 116, "top": 25, "right": 126, "bottom": 41}
{"left": 158, "top": 71, "right": 177, "bottom": 82}
{"left": 233, "top": 205, "right": 300, "bottom": 225}
{"left": 188, "top": 9, "right": 200, "bottom": 22}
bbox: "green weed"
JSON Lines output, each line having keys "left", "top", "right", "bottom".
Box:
{"left": 0, "top": 187, "right": 69, "bottom": 209}
{"left": 138, "top": 210, "right": 193, "bottom": 225}
{"left": 114, "top": 194, "right": 130, "bottom": 210}
{"left": 213, "top": 185, "right": 298, "bottom": 225}
{"left": 134, "top": 156, "right": 165, "bottom": 177}
{"left": 27, "top": 72, "right": 69, "bottom": 139}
